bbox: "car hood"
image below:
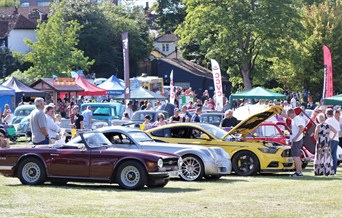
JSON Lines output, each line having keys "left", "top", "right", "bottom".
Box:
{"left": 222, "top": 106, "right": 283, "bottom": 139}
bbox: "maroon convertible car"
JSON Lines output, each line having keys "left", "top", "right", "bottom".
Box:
{"left": 0, "top": 132, "right": 181, "bottom": 190}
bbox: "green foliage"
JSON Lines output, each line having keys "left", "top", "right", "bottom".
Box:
{"left": 152, "top": 0, "right": 186, "bottom": 32}
{"left": 176, "top": 0, "right": 303, "bottom": 91}
{"left": 52, "top": 0, "right": 152, "bottom": 77}
{"left": 7, "top": 69, "right": 36, "bottom": 85}
{"left": 0, "top": 0, "right": 18, "bottom": 7}
{"left": 23, "top": 2, "right": 94, "bottom": 83}
{"left": 270, "top": 0, "right": 342, "bottom": 99}
{"left": 0, "top": 46, "right": 19, "bottom": 78}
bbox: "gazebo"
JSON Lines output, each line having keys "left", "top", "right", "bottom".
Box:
{"left": 323, "top": 94, "right": 342, "bottom": 105}
{"left": 2, "top": 77, "right": 45, "bottom": 106}
{"left": 75, "top": 76, "right": 107, "bottom": 96}
{"left": 229, "top": 87, "right": 286, "bottom": 108}
{"left": 0, "top": 85, "right": 15, "bottom": 111}
{"left": 98, "top": 75, "right": 125, "bottom": 96}
{"left": 114, "top": 87, "right": 167, "bottom": 100}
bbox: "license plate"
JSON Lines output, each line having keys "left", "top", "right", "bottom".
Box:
{"left": 168, "top": 171, "right": 179, "bottom": 177}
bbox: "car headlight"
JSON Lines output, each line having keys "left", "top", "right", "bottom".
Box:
{"left": 157, "top": 159, "right": 163, "bottom": 168}
{"left": 258, "top": 147, "right": 278, "bottom": 154}
{"left": 178, "top": 157, "right": 183, "bottom": 167}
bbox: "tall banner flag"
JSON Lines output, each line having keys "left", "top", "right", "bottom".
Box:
{"left": 211, "top": 59, "right": 224, "bottom": 111}
{"left": 323, "top": 45, "right": 333, "bottom": 98}
{"left": 169, "top": 70, "right": 175, "bottom": 104}
{"left": 122, "top": 32, "right": 130, "bottom": 100}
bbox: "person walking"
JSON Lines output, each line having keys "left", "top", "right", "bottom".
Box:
{"left": 45, "top": 105, "right": 60, "bottom": 144}
{"left": 30, "top": 98, "right": 49, "bottom": 145}
{"left": 314, "top": 113, "right": 337, "bottom": 176}
{"left": 82, "top": 106, "right": 93, "bottom": 130}
{"left": 325, "top": 109, "right": 340, "bottom": 173}
{"left": 2, "top": 104, "right": 12, "bottom": 124}
{"left": 287, "top": 108, "right": 305, "bottom": 177}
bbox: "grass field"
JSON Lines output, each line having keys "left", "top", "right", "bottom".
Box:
{"left": 1, "top": 164, "right": 341, "bottom": 218}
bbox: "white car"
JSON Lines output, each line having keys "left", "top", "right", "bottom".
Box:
{"left": 69, "top": 126, "right": 232, "bottom": 181}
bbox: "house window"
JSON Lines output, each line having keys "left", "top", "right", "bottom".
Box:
{"left": 21, "top": 2, "right": 29, "bottom": 7}
{"left": 162, "top": 44, "right": 165, "bottom": 52}
{"left": 166, "top": 44, "right": 169, "bottom": 51}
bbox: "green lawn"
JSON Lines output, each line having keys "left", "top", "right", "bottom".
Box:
{"left": 1, "top": 165, "right": 341, "bottom": 217}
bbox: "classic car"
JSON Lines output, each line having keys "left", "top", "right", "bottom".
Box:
{"left": 146, "top": 106, "right": 294, "bottom": 176}
{"left": 10, "top": 105, "right": 35, "bottom": 126}
{"left": 80, "top": 103, "right": 125, "bottom": 126}
{"left": 0, "top": 132, "right": 181, "bottom": 190}
{"left": 71, "top": 126, "right": 232, "bottom": 181}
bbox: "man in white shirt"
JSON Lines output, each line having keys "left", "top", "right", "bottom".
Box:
{"left": 45, "top": 105, "right": 60, "bottom": 144}
{"left": 334, "top": 110, "right": 342, "bottom": 149}
{"left": 123, "top": 102, "right": 133, "bottom": 119}
{"left": 287, "top": 108, "right": 305, "bottom": 177}
{"left": 326, "top": 109, "right": 340, "bottom": 173}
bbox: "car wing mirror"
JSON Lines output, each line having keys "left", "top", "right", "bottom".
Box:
{"left": 200, "top": 134, "right": 210, "bottom": 141}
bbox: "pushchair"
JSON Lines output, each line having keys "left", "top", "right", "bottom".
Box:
{"left": 0, "top": 124, "right": 17, "bottom": 142}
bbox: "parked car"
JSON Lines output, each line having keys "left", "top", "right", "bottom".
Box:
{"left": 146, "top": 106, "right": 294, "bottom": 176}
{"left": 0, "top": 132, "right": 181, "bottom": 190}
{"left": 80, "top": 102, "right": 125, "bottom": 126}
{"left": 124, "top": 110, "right": 169, "bottom": 128}
{"left": 200, "top": 112, "right": 224, "bottom": 126}
{"left": 10, "top": 105, "right": 35, "bottom": 126}
{"left": 74, "top": 126, "right": 232, "bottom": 181}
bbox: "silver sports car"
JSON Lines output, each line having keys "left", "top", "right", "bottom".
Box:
{"left": 69, "top": 126, "right": 232, "bottom": 181}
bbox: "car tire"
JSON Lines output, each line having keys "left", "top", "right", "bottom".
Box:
{"left": 9, "top": 136, "right": 17, "bottom": 142}
{"left": 179, "top": 155, "right": 204, "bottom": 181}
{"left": 232, "top": 151, "right": 259, "bottom": 176}
{"left": 116, "top": 160, "right": 147, "bottom": 190}
{"left": 147, "top": 178, "right": 170, "bottom": 188}
{"left": 17, "top": 157, "right": 46, "bottom": 185}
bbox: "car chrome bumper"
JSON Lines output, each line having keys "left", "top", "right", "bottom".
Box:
{"left": 148, "top": 170, "right": 179, "bottom": 176}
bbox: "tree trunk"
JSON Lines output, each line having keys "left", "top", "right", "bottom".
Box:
{"left": 241, "top": 64, "right": 252, "bottom": 90}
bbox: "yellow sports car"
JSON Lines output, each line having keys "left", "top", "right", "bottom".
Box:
{"left": 146, "top": 106, "right": 294, "bottom": 176}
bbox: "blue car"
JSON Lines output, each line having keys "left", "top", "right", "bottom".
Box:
{"left": 81, "top": 102, "right": 125, "bottom": 126}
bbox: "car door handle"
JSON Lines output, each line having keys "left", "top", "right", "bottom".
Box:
{"left": 50, "top": 154, "right": 59, "bottom": 157}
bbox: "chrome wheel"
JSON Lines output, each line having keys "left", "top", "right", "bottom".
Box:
{"left": 18, "top": 158, "right": 46, "bottom": 185}
{"left": 120, "top": 166, "right": 141, "bottom": 187}
{"left": 180, "top": 155, "right": 204, "bottom": 181}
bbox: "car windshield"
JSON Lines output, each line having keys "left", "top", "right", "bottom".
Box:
{"left": 14, "top": 108, "right": 34, "bottom": 116}
{"left": 67, "top": 132, "right": 112, "bottom": 148}
{"left": 127, "top": 131, "right": 154, "bottom": 143}
{"left": 200, "top": 124, "right": 234, "bottom": 141}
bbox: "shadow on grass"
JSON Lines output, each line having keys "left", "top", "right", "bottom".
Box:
{"left": 170, "top": 177, "right": 248, "bottom": 184}
{"left": 257, "top": 173, "right": 342, "bottom": 181}
{"left": 6, "top": 183, "right": 202, "bottom": 193}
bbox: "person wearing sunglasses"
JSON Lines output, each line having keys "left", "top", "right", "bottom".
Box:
{"left": 0, "top": 133, "right": 9, "bottom": 149}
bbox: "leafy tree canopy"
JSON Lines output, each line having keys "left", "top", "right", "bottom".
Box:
{"left": 176, "top": 0, "right": 303, "bottom": 91}
{"left": 23, "top": 2, "right": 93, "bottom": 82}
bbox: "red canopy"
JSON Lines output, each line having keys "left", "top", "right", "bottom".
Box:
{"left": 75, "top": 76, "right": 107, "bottom": 96}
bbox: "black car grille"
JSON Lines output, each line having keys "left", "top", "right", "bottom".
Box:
{"left": 162, "top": 158, "right": 179, "bottom": 168}
{"left": 281, "top": 149, "right": 291, "bottom": 157}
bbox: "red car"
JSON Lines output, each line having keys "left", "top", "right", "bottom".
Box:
{"left": 0, "top": 132, "right": 181, "bottom": 190}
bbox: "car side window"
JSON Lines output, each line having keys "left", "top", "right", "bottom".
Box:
{"left": 170, "top": 127, "right": 192, "bottom": 138}
{"left": 150, "top": 129, "right": 164, "bottom": 137}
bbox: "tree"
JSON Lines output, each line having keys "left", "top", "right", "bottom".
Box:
{"left": 176, "top": 0, "right": 303, "bottom": 90}
{"left": 151, "top": 0, "right": 186, "bottom": 33}
{"left": 51, "top": 0, "right": 152, "bottom": 78}
{"left": 0, "top": 46, "right": 18, "bottom": 79}
{"left": 270, "top": 0, "right": 342, "bottom": 100}
{"left": 23, "top": 2, "right": 93, "bottom": 81}
{"left": 0, "top": 0, "right": 18, "bottom": 7}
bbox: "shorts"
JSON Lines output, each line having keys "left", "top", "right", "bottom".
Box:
{"left": 291, "top": 139, "right": 303, "bottom": 157}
